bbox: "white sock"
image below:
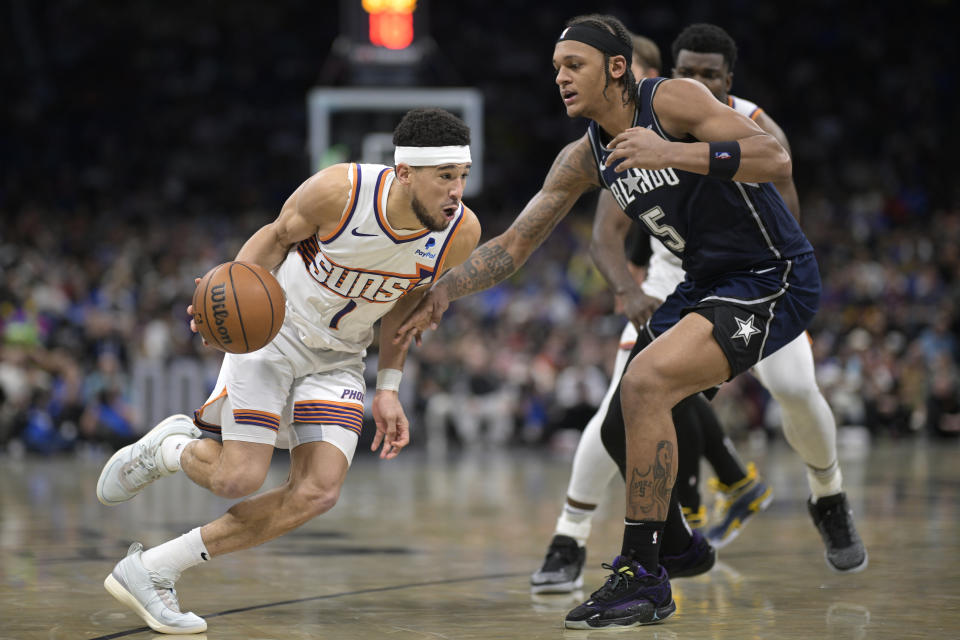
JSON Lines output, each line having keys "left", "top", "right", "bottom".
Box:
{"left": 808, "top": 461, "right": 844, "bottom": 500}
{"left": 159, "top": 435, "right": 196, "bottom": 472}
{"left": 141, "top": 527, "right": 210, "bottom": 581}
{"left": 555, "top": 504, "right": 594, "bottom": 546}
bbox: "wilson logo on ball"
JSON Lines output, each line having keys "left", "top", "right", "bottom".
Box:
{"left": 193, "top": 261, "right": 285, "bottom": 354}
{"left": 210, "top": 283, "right": 233, "bottom": 345}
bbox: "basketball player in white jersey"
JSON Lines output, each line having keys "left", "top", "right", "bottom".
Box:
{"left": 533, "top": 25, "right": 865, "bottom": 595}
{"left": 94, "top": 108, "right": 481, "bottom": 634}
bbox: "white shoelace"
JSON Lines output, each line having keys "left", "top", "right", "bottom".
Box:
{"left": 147, "top": 568, "right": 182, "bottom": 613}
{"left": 119, "top": 447, "right": 162, "bottom": 492}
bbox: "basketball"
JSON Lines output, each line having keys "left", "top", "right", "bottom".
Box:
{"left": 191, "top": 261, "right": 286, "bottom": 353}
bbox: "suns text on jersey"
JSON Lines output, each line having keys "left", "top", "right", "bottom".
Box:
{"left": 307, "top": 251, "right": 423, "bottom": 303}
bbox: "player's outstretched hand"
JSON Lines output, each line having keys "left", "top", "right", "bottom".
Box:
{"left": 371, "top": 391, "right": 410, "bottom": 460}
{"left": 393, "top": 287, "right": 450, "bottom": 348}
{"left": 605, "top": 126, "right": 671, "bottom": 173}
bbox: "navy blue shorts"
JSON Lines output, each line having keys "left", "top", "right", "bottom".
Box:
{"left": 647, "top": 252, "right": 821, "bottom": 379}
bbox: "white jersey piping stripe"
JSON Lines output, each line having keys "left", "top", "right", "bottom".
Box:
{"left": 586, "top": 127, "right": 609, "bottom": 188}
{"left": 643, "top": 320, "right": 656, "bottom": 342}
{"left": 320, "top": 163, "right": 361, "bottom": 243}
{"left": 758, "top": 258, "right": 792, "bottom": 358}
{"left": 590, "top": 99, "right": 644, "bottom": 189}
{"left": 647, "top": 79, "right": 674, "bottom": 141}
{"left": 734, "top": 181, "right": 782, "bottom": 260}
{"left": 700, "top": 288, "right": 786, "bottom": 306}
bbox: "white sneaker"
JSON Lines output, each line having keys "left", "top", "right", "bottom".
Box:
{"left": 104, "top": 542, "right": 207, "bottom": 634}
{"left": 97, "top": 414, "right": 200, "bottom": 505}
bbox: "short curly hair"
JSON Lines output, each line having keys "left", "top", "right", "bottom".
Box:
{"left": 671, "top": 23, "right": 738, "bottom": 70}
{"left": 393, "top": 108, "right": 470, "bottom": 147}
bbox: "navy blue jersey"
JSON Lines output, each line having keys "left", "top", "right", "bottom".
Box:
{"left": 587, "top": 77, "right": 813, "bottom": 282}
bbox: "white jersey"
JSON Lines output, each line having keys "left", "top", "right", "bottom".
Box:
{"left": 641, "top": 240, "right": 685, "bottom": 302}
{"left": 275, "top": 163, "right": 465, "bottom": 353}
{"left": 727, "top": 94, "right": 764, "bottom": 121}
{"left": 640, "top": 93, "right": 763, "bottom": 302}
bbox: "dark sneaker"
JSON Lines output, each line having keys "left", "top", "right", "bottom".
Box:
{"left": 706, "top": 462, "right": 773, "bottom": 548}
{"left": 564, "top": 557, "right": 675, "bottom": 629}
{"left": 808, "top": 493, "right": 868, "bottom": 573}
{"left": 660, "top": 529, "right": 716, "bottom": 578}
{"left": 530, "top": 535, "right": 585, "bottom": 594}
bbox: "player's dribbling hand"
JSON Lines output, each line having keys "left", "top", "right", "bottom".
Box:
{"left": 394, "top": 287, "right": 450, "bottom": 348}
{"left": 605, "top": 126, "right": 671, "bottom": 173}
{"left": 371, "top": 391, "right": 410, "bottom": 460}
{"left": 187, "top": 277, "right": 210, "bottom": 346}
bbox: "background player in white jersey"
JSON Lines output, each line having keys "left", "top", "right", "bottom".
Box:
{"left": 674, "top": 23, "right": 863, "bottom": 568}
{"left": 567, "top": 23, "right": 865, "bottom": 575}
{"left": 94, "top": 108, "right": 481, "bottom": 634}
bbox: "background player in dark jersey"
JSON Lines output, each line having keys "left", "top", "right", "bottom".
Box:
{"left": 398, "top": 13, "right": 822, "bottom": 629}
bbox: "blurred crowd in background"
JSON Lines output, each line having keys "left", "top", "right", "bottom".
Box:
{"left": 2, "top": 1, "right": 958, "bottom": 455}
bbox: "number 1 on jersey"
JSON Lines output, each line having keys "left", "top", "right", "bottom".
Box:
{"left": 329, "top": 301, "right": 357, "bottom": 329}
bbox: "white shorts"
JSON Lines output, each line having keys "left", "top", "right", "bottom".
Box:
{"left": 194, "top": 322, "right": 366, "bottom": 464}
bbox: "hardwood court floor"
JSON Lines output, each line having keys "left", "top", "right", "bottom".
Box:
{"left": 1, "top": 436, "right": 958, "bottom": 639}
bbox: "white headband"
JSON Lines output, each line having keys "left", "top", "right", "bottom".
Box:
{"left": 394, "top": 145, "right": 471, "bottom": 166}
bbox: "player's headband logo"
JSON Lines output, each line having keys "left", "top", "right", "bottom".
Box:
{"left": 394, "top": 145, "right": 471, "bottom": 166}
{"left": 557, "top": 24, "right": 632, "bottom": 61}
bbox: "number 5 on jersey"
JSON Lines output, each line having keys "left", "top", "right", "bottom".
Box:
{"left": 640, "top": 206, "right": 685, "bottom": 253}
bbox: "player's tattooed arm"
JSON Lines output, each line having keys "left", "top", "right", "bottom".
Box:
{"left": 438, "top": 136, "right": 599, "bottom": 300}
{"left": 393, "top": 137, "right": 599, "bottom": 346}
{"left": 627, "top": 440, "right": 675, "bottom": 520}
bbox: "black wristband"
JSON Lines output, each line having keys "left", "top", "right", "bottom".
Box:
{"left": 708, "top": 141, "right": 741, "bottom": 180}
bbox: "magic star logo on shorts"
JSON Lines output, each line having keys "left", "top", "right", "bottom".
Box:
{"left": 731, "top": 314, "right": 761, "bottom": 345}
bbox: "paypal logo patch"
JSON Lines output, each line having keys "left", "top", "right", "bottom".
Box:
{"left": 416, "top": 237, "right": 438, "bottom": 259}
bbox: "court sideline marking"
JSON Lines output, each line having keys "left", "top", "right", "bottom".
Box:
{"left": 88, "top": 571, "right": 527, "bottom": 640}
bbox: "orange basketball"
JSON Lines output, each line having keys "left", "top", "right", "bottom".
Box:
{"left": 191, "top": 261, "right": 286, "bottom": 354}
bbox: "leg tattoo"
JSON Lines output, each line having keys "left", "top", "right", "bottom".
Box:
{"left": 628, "top": 441, "right": 674, "bottom": 520}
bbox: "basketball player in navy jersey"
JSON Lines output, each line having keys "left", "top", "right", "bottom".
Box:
{"left": 591, "top": 23, "right": 866, "bottom": 567}
{"left": 397, "top": 14, "right": 821, "bottom": 628}
{"left": 531, "top": 32, "right": 721, "bottom": 595}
